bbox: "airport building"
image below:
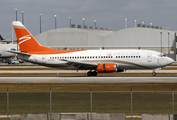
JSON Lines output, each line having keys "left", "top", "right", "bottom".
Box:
{"left": 0, "top": 23, "right": 176, "bottom": 63}
{"left": 35, "top": 24, "right": 177, "bottom": 61}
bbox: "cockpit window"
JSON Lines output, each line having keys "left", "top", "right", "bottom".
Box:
{"left": 11, "top": 48, "right": 16, "bottom": 51}
{"left": 160, "top": 53, "right": 166, "bottom": 57}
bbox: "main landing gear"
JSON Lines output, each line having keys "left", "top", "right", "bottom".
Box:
{"left": 87, "top": 70, "right": 97, "bottom": 76}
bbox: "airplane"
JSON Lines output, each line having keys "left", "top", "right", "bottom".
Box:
{"left": 0, "top": 45, "right": 16, "bottom": 58}
{"left": 0, "top": 34, "right": 17, "bottom": 43}
{"left": 9, "top": 21, "right": 174, "bottom": 76}
{"left": 0, "top": 35, "right": 5, "bottom": 40}
{"left": 0, "top": 35, "right": 16, "bottom": 58}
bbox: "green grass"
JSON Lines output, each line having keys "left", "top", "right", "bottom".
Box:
{"left": 0, "top": 83, "right": 177, "bottom": 91}
{"left": 0, "top": 83, "right": 177, "bottom": 115}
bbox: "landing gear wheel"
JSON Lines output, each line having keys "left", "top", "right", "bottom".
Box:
{"left": 87, "top": 71, "right": 92, "bottom": 76}
{"left": 152, "top": 72, "right": 156, "bottom": 76}
{"left": 92, "top": 71, "right": 98, "bottom": 76}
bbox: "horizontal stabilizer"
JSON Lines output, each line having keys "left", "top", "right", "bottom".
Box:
{"left": 7, "top": 51, "right": 31, "bottom": 57}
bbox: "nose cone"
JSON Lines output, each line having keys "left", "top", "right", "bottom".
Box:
{"left": 167, "top": 57, "right": 174, "bottom": 65}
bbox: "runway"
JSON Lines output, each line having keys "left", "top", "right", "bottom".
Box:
{"left": 0, "top": 76, "right": 177, "bottom": 83}
{"left": 0, "top": 65, "right": 177, "bottom": 83}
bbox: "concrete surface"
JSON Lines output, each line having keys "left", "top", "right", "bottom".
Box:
{"left": 11, "top": 114, "right": 48, "bottom": 120}
{"left": 11, "top": 113, "right": 125, "bottom": 120}
{"left": 0, "top": 76, "right": 177, "bottom": 83}
{"left": 142, "top": 114, "right": 173, "bottom": 120}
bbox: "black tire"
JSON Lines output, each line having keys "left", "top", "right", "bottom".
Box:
{"left": 152, "top": 72, "right": 156, "bottom": 76}
{"left": 87, "top": 71, "right": 92, "bottom": 76}
{"left": 92, "top": 71, "right": 98, "bottom": 76}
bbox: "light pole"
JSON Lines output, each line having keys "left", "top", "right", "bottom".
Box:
{"left": 150, "top": 23, "right": 152, "bottom": 28}
{"left": 22, "top": 11, "right": 24, "bottom": 24}
{"left": 15, "top": 8, "right": 17, "bottom": 21}
{"left": 94, "top": 20, "right": 96, "bottom": 27}
{"left": 83, "top": 18, "right": 85, "bottom": 29}
{"left": 39, "top": 14, "right": 41, "bottom": 33}
{"left": 125, "top": 18, "right": 127, "bottom": 29}
{"left": 11, "top": 23, "right": 13, "bottom": 44}
{"left": 69, "top": 17, "right": 71, "bottom": 28}
{"left": 135, "top": 20, "right": 136, "bottom": 28}
{"left": 15, "top": 8, "right": 18, "bottom": 51}
{"left": 54, "top": 15, "right": 57, "bottom": 29}
{"left": 160, "top": 32, "right": 162, "bottom": 53}
{"left": 168, "top": 32, "right": 170, "bottom": 57}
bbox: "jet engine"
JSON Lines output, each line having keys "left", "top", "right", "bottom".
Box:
{"left": 97, "top": 63, "right": 124, "bottom": 73}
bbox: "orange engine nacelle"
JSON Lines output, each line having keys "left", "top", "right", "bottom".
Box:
{"left": 97, "top": 63, "right": 123, "bottom": 73}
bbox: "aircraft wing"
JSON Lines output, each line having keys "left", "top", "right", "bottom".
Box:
{"left": 61, "top": 59, "right": 98, "bottom": 70}
{"left": 7, "top": 51, "right": 31, "bottom": 57}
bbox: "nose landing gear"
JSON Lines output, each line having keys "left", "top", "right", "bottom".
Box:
{"left": 152, "top": 72, "right": 156, "bottom": 76}
{"left": 152, "top": 68, "right": 161, "bottom": 76}
{"left": 152, "top": 69, "right": 156, "bottom": 76}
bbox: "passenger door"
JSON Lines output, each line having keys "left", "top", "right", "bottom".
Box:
{"left": 147, "top": 53, "right": 152, "bottom": 62}
{"left": 41, "top": 55, "right": 46, "bottom": 63}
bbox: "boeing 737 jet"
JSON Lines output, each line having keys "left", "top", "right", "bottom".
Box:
{"left": 9, "top": 21, "right": 174, "bottom": 76}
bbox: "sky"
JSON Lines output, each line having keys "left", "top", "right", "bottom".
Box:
{"left": 1, "top": 0, "right": 177, "bottom": 39}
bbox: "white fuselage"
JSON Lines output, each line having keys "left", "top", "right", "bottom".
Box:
{"left": 0, "top": 45, "right": 16, "bottom": 58}
{"left": 17, "top": 49, "right": 174, "bottom": 70}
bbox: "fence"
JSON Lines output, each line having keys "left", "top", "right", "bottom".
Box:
{"left": 0, "top": 90, "right": 177, "bottom": 120}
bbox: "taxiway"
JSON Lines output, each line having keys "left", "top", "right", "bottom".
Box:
{"left": 0, "top": 76, "right": 177, "bottom": 83}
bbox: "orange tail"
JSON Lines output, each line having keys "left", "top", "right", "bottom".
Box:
{"left": 13, "top": 21, "right": 59, "bottom": 54}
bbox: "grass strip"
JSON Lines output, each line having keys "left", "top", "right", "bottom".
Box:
{"left": 0, "top": 83, "right": 177, "bottom": 115}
